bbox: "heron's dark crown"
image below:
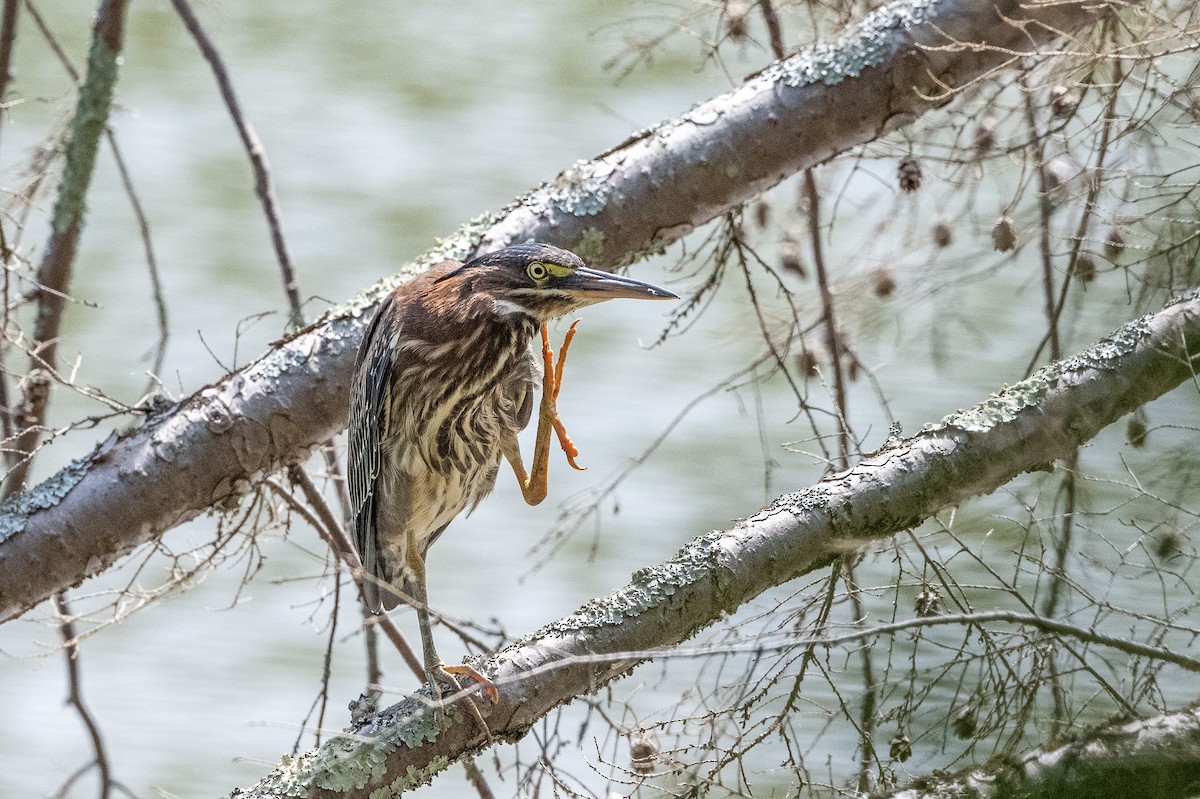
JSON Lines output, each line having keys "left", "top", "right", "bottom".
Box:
{"left": 436, "top": 243, "right": 591, "bottom": 323}
{"left": 465, "top": 243, "right": 585, "bottom": 273}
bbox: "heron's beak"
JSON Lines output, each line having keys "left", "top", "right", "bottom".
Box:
{"left": 563, "top": 266, "right": 679, "bottom": 303}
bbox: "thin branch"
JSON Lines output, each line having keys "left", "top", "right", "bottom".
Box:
{"left": 0, "top": 0, "right": 20, "bottom": 151}
{"left": 267, "top": 470, "right": 425, "bottom": 682}
{"left": 168, "top": 0, "right": 304, "bottom": 328}
{"left": 53, "top": 592, "right": 113, "bottom": 799}
{"left": 106, "top": 132, "right": 169, "bottom": 387}
{"left": 3, "top": 0, "right": 131, "bottom": 495}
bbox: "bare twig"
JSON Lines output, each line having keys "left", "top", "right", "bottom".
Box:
{"left": 0, "top": 0, "right": 20, "bottom": 149}
{"left": 168, "top": 0, "right": 304, "bottom": 328}
{"left": 52, "top": 593, "right": 113, "bottom": 799}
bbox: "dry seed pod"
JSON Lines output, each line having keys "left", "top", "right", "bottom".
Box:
{"left": 725, "top": 1, "right": 750, "bottom": 41}
{"left": 1045, "top": 158, "right": 1072, "bottom": 204}
{"left": 914, "top": 586, "right": 942, "bottom": 617}
{"left": 1126, "top": 410, "right": 1147, "bottom": 448}
{"left": 871, "top": 264, "right": 897, "bottom": 298}
{"left": 1072, "top": 252, "right": 1097, "bottom": 283}
{"left": 992, "top": 216, "right": 1017, "bottom": 251}
{"left": 898, "top": 155, "right": 922, "bottom": 192}
{"left": 953, "top": 706, "right": 978, "bottom": 740}
{"left": 779, "top": 231, "right": 806, "bottom": 278}
{"left": 890, "top": 733, "right": 913, "bottom": 763}
{"left": 1154, "top": 530, "right": 1183, "bottom": 560}
{"left": 796, "top": 345, "right": 821, "bottom": 378}
{"left": 932, "top": 220, "right": 953, "bottom": 248}
{"left": 973, "top": 116, "right": 998, "bottom": 157}
{"left": 1049, "top": 84, "right": 1078, "bottom": 118}
{"left": 754, "top": 196, "right": 770, "bottom": 229}
{"left": 630, "top": 732, "right": 659, "bottom": 774}
{"left": 1105, "top": 227, "right": 1125, "bottom": 259}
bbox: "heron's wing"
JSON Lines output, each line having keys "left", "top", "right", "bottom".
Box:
{"left": 490, "top": 345, "right": 538, "bottom": 496}
{"left": 511, "top": 345, "right": 538, "bottom": 432}
{"left": 348, "top": 293, "right": 406, "bottom": 612}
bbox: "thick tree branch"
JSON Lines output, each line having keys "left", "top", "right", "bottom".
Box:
{"left": 0, "top": 0, "right": 1116, "bottom": 619}
{"left": 884, "top": 705, "right": 1200, "bottom": 799}
{"left": 237, "top": 293, "right": 1200, "bottom": 796}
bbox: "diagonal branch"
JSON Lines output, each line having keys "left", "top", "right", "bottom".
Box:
{"left": 237, "top": 292, "right": 1200, "bottom": 796}
{"left": 3, "top": 0, "right": 130, "bottom": 496}
{"left": 0, "top": 0, "right": 1118, "bottom": 620}
{"left": 880, "top": 704, "right": 1200, "bottom": 799}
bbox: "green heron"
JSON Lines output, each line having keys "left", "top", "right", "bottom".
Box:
{"left": 348, "top": 243, "right": 676, "bottom": 699}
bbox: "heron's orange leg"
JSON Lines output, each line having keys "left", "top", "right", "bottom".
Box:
{"left": 547, "top": 320, "right": 584, "bottom": 468}
{"left": 505, "top": 321, "right": 586, "bottom": 507}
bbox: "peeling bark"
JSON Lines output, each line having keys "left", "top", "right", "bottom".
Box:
{"left": 235, "top": 294, "right": 1200, "bottom": 796}
{"left": 0, "top": 0, "right": 1117, "bottom": 619}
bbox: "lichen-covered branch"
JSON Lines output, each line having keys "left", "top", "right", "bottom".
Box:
{"left": 236, "top": 294, "right": 1200, "bottom": 797}
{"left": 0, "top": 0, "right": 1115, "bottom": 620}
{"left": 3, "top": 0, "right": 130, "bottom": 495}
{"left": 884, "top": 705, "right": 1200, "bottom": 799}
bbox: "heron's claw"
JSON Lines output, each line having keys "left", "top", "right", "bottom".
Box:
{"left": 440, "top": 663, "right": 500, "bottom": 704}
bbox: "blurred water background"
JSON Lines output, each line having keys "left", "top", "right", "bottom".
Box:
{"left": 0, "top": 2, "right": 1195, "bottom": 797}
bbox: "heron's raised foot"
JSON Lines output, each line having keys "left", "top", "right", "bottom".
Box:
{"left": 508, "top": 321, "right": 588, "bottom": 506}
{"left": 539, "top": 320, "right": 585, "bottom": 471}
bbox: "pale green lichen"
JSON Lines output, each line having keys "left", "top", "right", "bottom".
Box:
{"left": 249, "top": 695, "right": 455, "bottom": 797}
{"left": 927, "top": 311, "right": 1156, "bottom": 434}
{"left": 415, "top": 211, "right": 504, "bottom": 269}
{"left": 366, "top": 757, "right": 452, "bottom": 799}
{"left": 762, "top": 0, "right": 938, "bottom": 87}
{"left": 535, "top": 160, "right": 615, "bottom": 218}
{"left": 523, "top": 530, "right": 727, "bottom": 638}
{"left": 573, "top": 227, "right": 607, "bottom": 264}
{"left": 52, "top": 21, "right": 121, "bottom": 235}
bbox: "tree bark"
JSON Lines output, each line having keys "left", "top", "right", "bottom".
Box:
{"left": 234, "top": 293, "right": 1200, "bottom": 796}
{"left": 884, "top": 705, "right": 1200, "bottom": 799}
{"left": 0, "top": 0, "right": 1118, "bottom": 621}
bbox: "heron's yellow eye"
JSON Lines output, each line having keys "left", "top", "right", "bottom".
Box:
{"left": 527, "top": 262, "right": 550, "bottom": 281}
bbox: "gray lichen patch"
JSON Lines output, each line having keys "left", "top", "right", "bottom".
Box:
{"left": 931, "top": 373, "right": 1064, "bottom": 434}
{"left": 762, "top": 0, "right": 937, "bottom": 88}
{"left": 523, "top": 160, "right": 615, "bottom": 219}
{"left": 252, "top": 696, "right": 451, "bottom": 797}
{"left": 928, "top": 309, "right": 1159, "bottom": 435}
{"left": 363, "top": 693, "right": 446, "bottom": 749}
{"left": 416, "top": 212, "right": 504, "bottom": 268}
{"left": 526, "top": 530, "right": 728, "bottom": 638}
{"left": 365, "top": 758, "right": 452, "bottom": 799}
{"left": 1056, "top": 314, "right": 1152, "bottom": 373}
{"left": 0, "top": 442, "right": 105, "bottom": 543}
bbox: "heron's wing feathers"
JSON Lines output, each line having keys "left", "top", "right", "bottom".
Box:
{"left": 512, "top": 346, "right": 538, "bottom": 432}
{"left": 349, "top": 293, "right": 408, "bottom": 612}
